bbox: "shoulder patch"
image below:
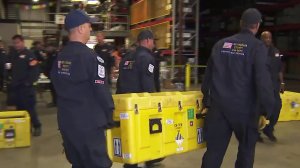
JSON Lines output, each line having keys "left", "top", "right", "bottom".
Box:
{"left": 19, "top": 55, "right": 26, "bottom": 59}
{"left": 97, "top": 56, "right": 104, "bottom": 63}
{"left": 148, "top": 64, "right": 154, "bottom": 73}
{"left": 98, "top": 64, "right": 105, "bottom": 78}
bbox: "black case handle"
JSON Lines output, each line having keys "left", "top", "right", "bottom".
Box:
{"left": 149, "top": 118, "right": 162, "bottom": 134}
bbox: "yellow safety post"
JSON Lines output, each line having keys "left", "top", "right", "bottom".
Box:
{"left": 185, "top": 64, "right": 191, "bottom": 89}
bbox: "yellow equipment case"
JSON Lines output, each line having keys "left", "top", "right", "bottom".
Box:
{"left": 0, "top": 111, "right": 31, "bottom": 149}
{"left": 279, "top": 91, "right": 300, "bottom": 121}
{"left": 107, "top": 91, "right": 206, "bottom": 164}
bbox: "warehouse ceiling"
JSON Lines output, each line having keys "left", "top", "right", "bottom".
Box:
{"left": 3, "top": 0, "right": 108, "bottom": 5}
{"left": 3, "top": 0, "right": 296, "bottom": 12}
{"left": 3, "top": 0, "right": 52, "bottom": 4}
{"left": 201, "top": 0, "right": 292, "bottom": 10}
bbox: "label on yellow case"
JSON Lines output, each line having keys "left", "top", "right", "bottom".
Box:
{"left": 187, "top": 109, "right": 194, "bottom": 120}
{"left": 175, "top": 131, "right": 184, "bottom": 152}
{"left": 113, "top": 138, "right": 122, "bottom": 157}
{"left": 175, "top": 131, "right": 184, "bottom": 145}
{"left": 197, "top": 128, "right": 204, "bottom": 144}
{"left": 166, "top": 119, "right": 174, "bottom": 125}
{"left": 123, "top": 153, "right": 132, "bottom": 160}
{"left": 120, "top": 113, "right": 129, "bottom": 120}
{"left": 291, "top": 101, "right": 299, "bottom": 108}
{"left": 176, "top": 147, "right": 184, "bottom": 152}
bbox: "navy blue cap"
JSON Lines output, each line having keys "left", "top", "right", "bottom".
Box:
{"left": 137, "top": 30, "right": 154, "bottom": 41}
{"left": 64, "top": 10, "right": 96, "bottom": 31}
{"left": 241, "top": 8, "right": 262, "bottom": 24}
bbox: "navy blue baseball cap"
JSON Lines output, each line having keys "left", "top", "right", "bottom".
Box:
{"left": 64, "top": 10, "right": 96, "bottom": 31}
{"left": 241, "top": 8, "right": 262, "bottom": 24}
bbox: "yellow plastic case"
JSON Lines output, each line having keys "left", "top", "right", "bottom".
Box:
{"left": 0, "top": 111, "right": 31, "bottom": 148}
{"left": 107, "top": 91, "right": 205, "bottom": 164}
{"left": 279, "top": 91, "right": 300, "bottom": 121}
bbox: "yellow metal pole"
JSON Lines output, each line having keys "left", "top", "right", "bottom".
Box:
{"left": 185, "top": 64, "right": 191, "bottom": 89}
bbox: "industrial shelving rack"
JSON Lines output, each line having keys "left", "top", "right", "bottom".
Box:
{"left": 130, "top": 0, "right": 200, "bottom": 83}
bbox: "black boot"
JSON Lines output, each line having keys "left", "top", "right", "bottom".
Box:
{"left": 263, "top": 131, "right": 277, "bottom": 142}
{"left": 33, "top": 127, "right": 42, "bottom": 137}
{"left": 257, "top": 135, "right": 264, "bottom": 143}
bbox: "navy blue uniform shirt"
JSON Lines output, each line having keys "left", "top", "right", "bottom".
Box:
{"left": 0, "top": 49, "right": 6, "bottom": 75}
{"left": 202, "top": 29, "right": 275, "bottom": 117}
{"left": 267, "top": 46, "right": 282, "bottom": 92}
{"left": 32, "top": 48, "right": 45, "bottom": 62}
{"left": 10, "top": 48, "right": 39, "bottom": 87}
{"left": 116, "top": 46, "right": 155, "bottom": 94}
{"left": 51, "top": 41, "right": 114, "bottom": 131}
{"left": 94, "top": 43, "right": 115, "bottom": 70}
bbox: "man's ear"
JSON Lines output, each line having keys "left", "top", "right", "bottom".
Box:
{"left": 256, "top": 23, "right": 260, "bottom": 30}
{"left": 77, "top": 25, "right": 84, "bottom": 34}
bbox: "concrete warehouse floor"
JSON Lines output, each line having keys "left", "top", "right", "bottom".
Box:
{"left": 0, "top": 81, "right": 299, "bottom": 168}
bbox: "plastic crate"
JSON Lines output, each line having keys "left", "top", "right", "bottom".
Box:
{"left": 0, "top": 111, "right": 31, "bottom": 149}
{"left": 279, "top": 91, "right": 300, "bottom": 121}
{"left": 107, "top": 91, "right": 205, "bottom": 164}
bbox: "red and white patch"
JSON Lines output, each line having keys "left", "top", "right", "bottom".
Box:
{"left": 95, "top": 80, "right": 105, "bottom": 84}
{"left": 223, "top": 42, "right": 233, "bottom": 49}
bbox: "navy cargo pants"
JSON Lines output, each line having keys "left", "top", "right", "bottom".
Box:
{"left": 263, "top": 91, "right": 282, "bottom": 135}
{"left": 201, "top": 107, "right": 258, "bottom": 168}
{"left": 61, "top": 128, "right": 112, "bottom": 168}
{"left": 13, "top": 84, "right": 41, "bottom": 128}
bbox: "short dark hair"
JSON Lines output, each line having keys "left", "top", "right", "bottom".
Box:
{"left": 137, "top": 30, "right": 154, "bottom": 42}
{"left": 12, "top": 34, "right": 24, "bottom": 41}
{"left": 32, "top": 41, "right": 42, "bottom": 46}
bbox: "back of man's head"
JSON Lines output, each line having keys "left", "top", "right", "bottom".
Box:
{"left": 137, "top": 30, "right": 154, "bottom": 50}
{"left": 137, "top": 30, "right": 153, "bottom": 42}
{"left": 12, "top": 34, "right": 24, "bottom": 41}
{"left": 240, "top": 8, "right": 262, "bottom": 30}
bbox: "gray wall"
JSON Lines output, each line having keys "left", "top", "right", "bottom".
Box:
{"left": 20, "top": 8, "right": 49, "bottom": 21}
{"left": 0, "top": 23, "right": 21, "bottom": 45}
{"left": 0, "top": 0, "right": 4, "bottom": 19}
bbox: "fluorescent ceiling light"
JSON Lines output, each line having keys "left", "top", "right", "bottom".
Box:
{"left": 87, "top": 0, "right": 100, "bottom": 5}
{"left": 70, "top": 0, "right": 100, "bottom": 5}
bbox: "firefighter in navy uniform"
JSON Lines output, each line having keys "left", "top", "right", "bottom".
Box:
{"left": 9, "top": 35, "right": 41, "bottom": 136}
{"left": 117, "top": 30, "right": 163, "bottom": 168}
{"left": 44, "top": 44, "right": 58, "bottom": 107}
{"left": 50, "top": 10, "right": 114, "bottom": 168}
{"left": 0, "top": 40, "right": 6, "bottom": 90}
{"left": 152, "top": 47, "right": 163, "bottom": 92}
{"left": 94, "top": 32, "right": 115, "bottom": 85}
{"left": 258, "top": 31, "right": 284, "bottom": 142}
{"left": 117, "top": 30, "right": 155, "bottom": 94}
{"left": 201, "top": 8, "right": 275, "bottom": 168}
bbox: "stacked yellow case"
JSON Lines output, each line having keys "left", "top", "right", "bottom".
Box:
{"left": 106, "top": 91, "right": 206, "bottom": 164}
